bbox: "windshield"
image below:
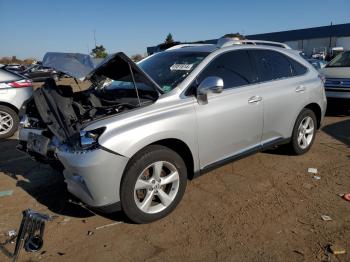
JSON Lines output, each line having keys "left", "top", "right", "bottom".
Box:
{"left": 138, "top": 51, "right": 209, "bottom": 93}
{"left": 327, "top": 51, "right": 350, "bottom": 67}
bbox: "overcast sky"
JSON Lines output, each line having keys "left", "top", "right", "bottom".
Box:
{"left": 1, "top": 0, "right": 349, "bottom": 59}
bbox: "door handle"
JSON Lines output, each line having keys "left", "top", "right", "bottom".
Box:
{"left": 295, "top": 85, "right": 306, "bottom": 92}
{"left": 248, "top": 96, "right": 262, "bottom": 104}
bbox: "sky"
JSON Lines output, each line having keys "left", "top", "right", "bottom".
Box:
{"left": 1, "top": 0, "right": 349, "bottom": 60}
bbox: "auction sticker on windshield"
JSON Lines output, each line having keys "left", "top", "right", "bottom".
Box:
{"left": 170, "top": 64, "right": 193, "bottom": 71}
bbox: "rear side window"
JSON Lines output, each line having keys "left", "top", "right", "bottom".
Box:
{"left": 197, "top": 50, "right": 256, "bottom": 89}
{"left": 252, "top": 50, "right": 293, "bottom": 82}
{"left": 288, "top": 58, "right": 308, "bottom": 76}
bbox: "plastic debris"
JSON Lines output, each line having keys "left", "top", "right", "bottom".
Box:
{"left": 307, "top": 168, "right": 318, "bottom": 174}
{"left": 337, "top": 193, "right": 345, "bottom": 197}
{"left": 95, "top": 221, "right": 123, "bottom": 230}
{"left": 0, "top": 190, "right": 13, "bottom": 197}
{"left": 7, "top": 229, "right": 17, "bottom": 237}
{"left": 313, "top": 175, "right": 321, "bottom": 180}
{"left": 343, "top": 193, "right": 350, "bottom": 202}
{"left": 87, "top": 231, "right": 94, "bottom": 236}
{"left": 329, "top": 244, "right": 346, "bottom": 255}
{"left": 321, "top": 215, "right": 332, "bottom": 221}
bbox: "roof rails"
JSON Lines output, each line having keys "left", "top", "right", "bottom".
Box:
{"left": 217, "top": 38, "right": 292, "bottom": 49}
{"left": 166, "top": 44, "right": 214, "bottom": 51}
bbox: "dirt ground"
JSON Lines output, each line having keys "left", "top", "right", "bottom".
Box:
{"left": 0, "top": 84, "right": 349, "bottom": 261}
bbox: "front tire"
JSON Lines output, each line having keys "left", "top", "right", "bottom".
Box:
{"left": 289, "top": 108, "right": 317, "bottom": 155}
{"left": 120, "top": 145, "right": 187, "bottom": 224}
{"left": 0, "top": 105, "right": 19, "bottom": 139}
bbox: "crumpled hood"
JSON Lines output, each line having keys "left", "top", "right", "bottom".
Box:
{"left": 43, "top": 52, "right": 97, "bottom": 80}
{"left": 42, "top": 52, "right": 162, "bottom": 93}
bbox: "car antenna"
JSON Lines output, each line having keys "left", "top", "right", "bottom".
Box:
{"left": 128, "top": 63, "right": 141, "bottom": 107}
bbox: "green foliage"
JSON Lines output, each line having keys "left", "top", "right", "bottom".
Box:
{"left": 222, "top": 33, "right": 245, "bottom": 40}
{"left": 165, "top": 33, "right": 174, "bottom": 44}
{"left": 91, "top": 45, "right": 108, "bottom": 58}
{"left": 130, "top": 54, "right": 144, "bottom": 62}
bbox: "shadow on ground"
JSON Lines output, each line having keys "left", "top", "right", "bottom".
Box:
{"left": 0, "top": 139, "right": 127, "bottom": 222}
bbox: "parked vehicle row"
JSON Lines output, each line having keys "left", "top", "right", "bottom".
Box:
{"left": 1, "top": 63, "right": 64, "bottom": 82}
{"left": 17, "top": 39, "right": 327, "bottom": 223}
{"left": 0, "top": 68, "right": 33, "bottom": 138}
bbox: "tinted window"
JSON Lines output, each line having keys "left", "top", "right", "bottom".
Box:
{"left": 196, "top": 50, "right": 256, "bottom": 89}
{"left": 288, "top": 58, "right": 308, "bottom": 75}
{"left": 253, "top": 50, "right": 293, "bottom": 82}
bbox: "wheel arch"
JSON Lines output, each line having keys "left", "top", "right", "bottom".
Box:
{"left": 304, "top": 103, "right": 322, "bottom": 129}
{"left": 0, "top": 102, "right": 19, "bottom": 113}
{"left": 126, "top": 138, "right": 196, "bottom": 180}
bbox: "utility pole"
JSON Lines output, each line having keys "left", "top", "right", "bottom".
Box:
{"left": 93, "top": 29, "right": 97, "bottom": 47}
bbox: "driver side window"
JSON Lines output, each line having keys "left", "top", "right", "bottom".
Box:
{"left": 196, "top": 50, "right": 257, "bottom": 90}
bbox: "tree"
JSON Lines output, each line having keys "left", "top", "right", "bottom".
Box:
{"left": 130, "top": 54, "right": 143, "bottom": 62}
{"left": 90, "top": 45, "right": 108, "bottom": 58}
{"left": 222, "top": 33, "right": 245, "bottom": 40}
{"left": 165, "top": 33, "right": 174, "bottom": 44}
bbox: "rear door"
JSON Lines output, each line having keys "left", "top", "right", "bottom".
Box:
{"left": 249, "top": 49, "right": 309, "bottom": 144}
{"left": 193, "top": 50, "right": 263, "bottom": 169}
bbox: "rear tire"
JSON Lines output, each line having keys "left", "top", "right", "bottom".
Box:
{"left": 0, "top": 105, "right": 19, "bottom": 139}
{"left": 289, "top": 108, "right": 317, "bottom": 155}
{"left": 120, "top": 145, "right": 187, "bottom": 224}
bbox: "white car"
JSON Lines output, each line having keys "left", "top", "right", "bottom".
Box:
{"left": 0, "top": 68, "right": 33, "bottom": 138}
{"left": 321, "top": 51, "right": 350, "bottom": 99}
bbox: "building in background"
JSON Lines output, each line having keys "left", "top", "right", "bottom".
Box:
{"left": 147, "top": 23, "right": 350, "bottom": 58}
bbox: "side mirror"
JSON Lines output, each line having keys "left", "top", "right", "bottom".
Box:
{"left": 196, "top": 76, "right": 224, "bottom": 105}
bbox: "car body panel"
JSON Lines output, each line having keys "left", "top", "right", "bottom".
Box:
{"left": 321, "top": 67, "right": 350, "bottom": 99}
{"left": 194, "top": 83, "right": 263, "bottom": 168}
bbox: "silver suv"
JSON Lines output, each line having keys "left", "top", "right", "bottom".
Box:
{"left": 18, "top": 41, "right": 327, "bottom": 223}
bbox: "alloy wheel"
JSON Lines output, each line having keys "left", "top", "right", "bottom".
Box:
{"left": 134, "top": 161, "right": 180, "bottom": 214}
{"left": 297, "top": 116, "right": 314, "bottom": 149}
{"left": 0, "top": 111, "right": 14, "bottom": 135}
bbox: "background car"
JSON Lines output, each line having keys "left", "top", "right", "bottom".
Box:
{"left": 321, "top": 50, "right": 350, "bottom": 99}
{"left": 22, "top": 63, "right": 60, "bottom": 82}
{"left": 3, "top": 64, "right": 27, "bottom": 74}
{"left": 307, "top": 59, "right": 327, "bottom": 70}
{"left": 0, "top": 68, "right": 33, "bottom": 138}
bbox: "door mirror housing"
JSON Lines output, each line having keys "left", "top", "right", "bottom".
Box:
{"left": 196, "top": 76, "right": 224, "bottom": 104}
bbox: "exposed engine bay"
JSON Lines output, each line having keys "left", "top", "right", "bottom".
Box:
{"left": 19, "top": 52, "right": 162, "bottom": 160}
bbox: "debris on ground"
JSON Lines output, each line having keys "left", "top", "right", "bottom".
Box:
{"left": 307, "top": 168, "right": 318, "bottom": 174}
{"left": 337, "top": 193, "right": 345, "bottom": 197}
{"left": 95, "top": 222, "right": 123, "bottom": 230}
{"left": 313, "top": 175, "right": 321, "bottom": 180}
{"left": 0, "top": 190, "right": 13, "bottom": 197}
{"left": 321, "top": 215, "right": 332, "bottom": 221}
{"left": 302, "top": 183, "right": 313, "bottom": 189}
{"left": 58, "top": 217, "right": 70, "bottom": 225}
{"left": 6, "top": 229, "right": 17, "bottom": 238}
{"left": 87, "top": 231, "right": 94, "bottom": 236}
{"left": 329, "top": 244, "right": 346, "bottom": 255}
{"left": 343, "top": 193, "right": 350, "bottom": 202}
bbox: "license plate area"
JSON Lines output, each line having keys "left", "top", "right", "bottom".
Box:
{"left": 27, "top": 132, "right": 50, "bottom": 156}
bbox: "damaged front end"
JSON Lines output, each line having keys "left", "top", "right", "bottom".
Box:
{"left": 18, "top": 52, "right": 161, "bottom": 165}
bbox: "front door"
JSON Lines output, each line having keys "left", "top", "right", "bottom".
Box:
{"left": 193, "top": 50, "right": 263, "bottom": 169}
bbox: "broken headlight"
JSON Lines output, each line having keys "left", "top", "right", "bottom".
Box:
{"left": 80, "top": 127, "right": 106, "bottom": 149}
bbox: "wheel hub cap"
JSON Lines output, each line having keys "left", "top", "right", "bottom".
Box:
{"left": 0, "top": 111, "right": 14, "bottom": 135}
{"left": 297, "top": 116, "right": 314, "bottom": 150}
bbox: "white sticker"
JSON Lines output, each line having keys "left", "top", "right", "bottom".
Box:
{"left": 170, "top": 64, "right": 193, "bottom": 71}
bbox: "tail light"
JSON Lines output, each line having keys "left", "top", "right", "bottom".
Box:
{"left": 8, "top": 79, "right": 33, "bottom": 88}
